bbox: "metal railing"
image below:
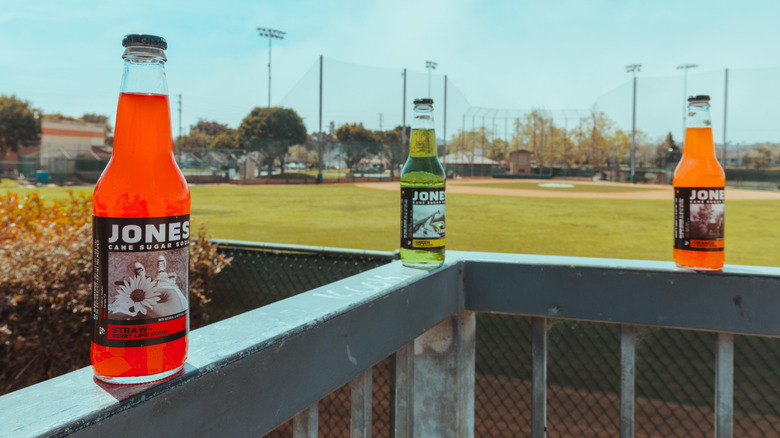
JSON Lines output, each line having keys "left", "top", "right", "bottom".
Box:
{"left": 2, "top": 251, "right": 780, "bottom": 437}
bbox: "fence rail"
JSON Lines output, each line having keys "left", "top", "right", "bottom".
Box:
{"left": 2, "top": 250, "right": 780, "bottom": 437}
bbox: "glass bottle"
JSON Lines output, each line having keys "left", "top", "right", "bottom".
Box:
{"left": 400, "top": 98, "right": 446, "bottom": 268}
{"left": 91, "top": 34, "right": 191, "bottom": 383}
{"left": 672, "top": 95, "right": 725, "bottom": 271}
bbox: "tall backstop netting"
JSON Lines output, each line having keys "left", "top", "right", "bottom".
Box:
{"left": 279, "top": 57, "right": 780, "bottom": 149}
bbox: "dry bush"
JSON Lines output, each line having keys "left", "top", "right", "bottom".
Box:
{"left": 0, "top": 191, "right": 230, "bottom": 395}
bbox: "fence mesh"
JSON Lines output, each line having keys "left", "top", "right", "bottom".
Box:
{"left": 210, "top": 241, "right": 780, "bottom": 437}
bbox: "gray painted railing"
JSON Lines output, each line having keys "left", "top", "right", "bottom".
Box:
{"left": 2, "top": 251, "right": 780, "bottom": 437}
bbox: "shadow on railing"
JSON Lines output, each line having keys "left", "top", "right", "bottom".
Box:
{"left": 2, "top": 251, "right": 780, "bottom": 437}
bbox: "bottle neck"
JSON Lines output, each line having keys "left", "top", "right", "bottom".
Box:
{"left": 409, "top": 104, "right": 437, "bottom": 158}
{"left": 683, "top": 101, "right": 715, "bottom": 158}
{"left": 120, "top": 46, "right": 168, "bottom": 95}
{"left": 683, "top": 127, "right": 715, "bottom": 158}
{"left": 686, "top": 101, "right": 711, "bottom": 129}
{"left": 112, "top": 46, "right": 173, "bottom": 159}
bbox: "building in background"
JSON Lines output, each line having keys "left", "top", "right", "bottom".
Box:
{"left": 37, "top": 119, "right": 108, "bottom": 183}
{"left": 40, "top": 118, "right": 106, "bottom": 158}
{"left": 441, "top": 151, "right": 500, "bottom": 177}
{"left": 508, "top": 150, "right": 532, "bottom": 174}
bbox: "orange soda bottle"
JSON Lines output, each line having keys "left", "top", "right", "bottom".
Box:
{"left": 91, "top": 34, "right": 191, "bottom": 383}
{"left": 672, "top": 95, "right": 725, "bottom": 271}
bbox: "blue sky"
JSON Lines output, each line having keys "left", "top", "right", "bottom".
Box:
{"left": 1, "top": 0, "right": 778, "bottom": 143}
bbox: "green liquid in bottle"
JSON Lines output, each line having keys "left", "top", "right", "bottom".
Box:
{"left": 400, "top": 126, "right": 446, "bottom": 269}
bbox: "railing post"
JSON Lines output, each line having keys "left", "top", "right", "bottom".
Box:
{"left": 715, "top": 332, "right": 734, "bottom": 438}
{"left": 393, "top": 343, "right": 415, "bottom": 438}
{"left": 292, "top": 403, "right": 318, "bottom": 438}
{"left": 532, "top": 317, "right": 548, "bottom": 438}
{"left": 351, "top": 369, "right": 373, "bottom": 438}
{"left": 620, "top": 324, "right": 636, "bottom": 438}
{"left": 413, "top": 311, "right": 475, "bottom": 438}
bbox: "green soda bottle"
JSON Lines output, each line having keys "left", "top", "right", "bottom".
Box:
{"left": 400, "top": 98, "right": 446, "bottom": 268}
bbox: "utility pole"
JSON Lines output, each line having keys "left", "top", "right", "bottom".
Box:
{"left": 257, "top": 27, "right": 286, "bottom": 107}
{"left": 378, "top": 113, "right": 383, "bottom": 131}
{"left": 626, "top": 64, "right": 641, "bottom": 183}
{"left": 401, "top": 68, "right": 407, "bottom": 157}
{"left": 443, "top": 75, "right": 448, "bottom": 160}
{"left": 318, "top": 55, "right": 323, "bottom": 184}
{"left": 177, "top": 94, "right": 182, "bottom": 157}
{"left": 723, "top": 68, "right": 729, "bottom": 165}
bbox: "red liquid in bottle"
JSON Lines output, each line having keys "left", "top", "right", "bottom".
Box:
{"left": 92, "top": 92, "right": 190, "bottom": 383}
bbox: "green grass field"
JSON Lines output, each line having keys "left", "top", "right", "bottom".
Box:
{"left": 3, "top": 181, "right": 780, "bottom": 267}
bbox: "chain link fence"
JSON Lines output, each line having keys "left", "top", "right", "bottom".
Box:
{"left": 210, "top": 241, "right": 780, "bottom": 437}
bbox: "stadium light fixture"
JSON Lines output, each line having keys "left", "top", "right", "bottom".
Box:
{"left": 676, "top": 63, "right": 698, "bottom": 140}
{"left": 425, "top": 60, "right": 438, "bottom": 98}
{"left": 257, "top": 27, "right": 286, "bottom": 107}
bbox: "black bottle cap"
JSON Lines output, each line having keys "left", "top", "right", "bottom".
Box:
{"left": 688, "top": 95, "right": 710, "bottom": 102}
{"left": 122, "top": 34, "right": 167, "bottom": 50}
{"left": 414, "top": 98, "right": 434, "bottom": 105}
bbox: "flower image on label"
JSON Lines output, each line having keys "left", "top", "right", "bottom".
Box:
{"left": 674, "top": 187, "right": 725, "bottom": 252}
{"left": 92, "top": 215, "right": 190, "bottom": 348}
{"left": 401, "top": 187, "right": 446, "bottom": 252}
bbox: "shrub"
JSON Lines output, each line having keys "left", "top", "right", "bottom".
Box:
{"left": 0, "top": 191, "right": 231, "bottom": 395}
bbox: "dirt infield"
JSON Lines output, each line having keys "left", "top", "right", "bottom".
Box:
{"left": 357, "top": 178, "right": 780, "bottom": 200}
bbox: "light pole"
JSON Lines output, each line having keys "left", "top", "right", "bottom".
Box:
{"left": 676, "top": 63, "right": 698, "bottom": 140}
{"left": 257, "top": 27, "right": 286, "bottom": 107}
{"left": 626, "top": 64, "right": 641, "bottom": 183}
{"left": 425, "top": 60, "right": 437, "bottom": 98}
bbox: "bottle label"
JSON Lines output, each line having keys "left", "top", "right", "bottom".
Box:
{"left": 674, "top": 187, "right": 724, "bottom": 252}
{"left": 401, "top": 188, "right": 446, "bottom": 251}
{"left": 92, "top": 215, "right": 190, "bottom": 347}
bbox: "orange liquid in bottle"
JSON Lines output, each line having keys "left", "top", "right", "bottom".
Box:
{"left": 92, "top": 92, "right": 190, "bottom": 382}
{"left": 673, "top": 127, "right": 725, "bottom": 271}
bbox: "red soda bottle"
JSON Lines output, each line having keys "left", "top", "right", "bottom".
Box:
{"left": 91, "top": 34, "right": 191, "bottom": 383}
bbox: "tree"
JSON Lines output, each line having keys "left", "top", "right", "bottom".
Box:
{"left": 558, "top": 127, "right": 585, "bottom": 169}
{"left": 754, "top": 145, "right": 773, "bottom": 169}
{"left": 210, "top": 128, "right": 241, "bottom": 149}
{"left": 490, "top": 138, "right": 509, "bottom": 162}
{"left": 654, "top": 132, "right": 681, "bottom": 168}
{"left": 512, "top": 109, "right": 555, "bottom": 171}
{"left": 176, "top": 129, "right": 211, "bottom": 150}
{"left": 573, "top": 109, "right": 614, "bottom": 171}
{"left": 42, "top": 113, "right": 78, "bottom": 121}
{"left": 287, "top": 144, "right": 318, "bottom": 168}
{"left": 192, "top": 120, "right": 229, "bottom": 138}
{"left": 448, "top": 129, "right": 490, "bottom": 156}
{"left": 238, "top": 107, "right": 307, "bottom": 174}
{"left": 0, "top": 96, "right": 40, "bottom": 158}
{"left": 335, "top": 123, "right": 379, "bottom": 171}
{"left": 610, "top": 129, "right": 632, "bottom": 167}
{"left": 376, "top": 125, "right": 408, "bottom": 177}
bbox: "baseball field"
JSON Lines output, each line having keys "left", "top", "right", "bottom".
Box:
{"left": 4, "top": 178, "right": 780, "bottom": 267}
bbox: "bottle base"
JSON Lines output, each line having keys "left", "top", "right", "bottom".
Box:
{"left": 401, "top": 261, "right": 444, "bottom": 270}
{"left": 94, "top": 364, "right": 184, "bottom": 385}
{"left": 675, "top": 263, "right": 723, "bottom": 272}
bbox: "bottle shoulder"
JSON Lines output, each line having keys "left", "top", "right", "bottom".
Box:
{"left": 401, "top": 156, "right": 446, "bottom": 180}
{"left": 94, "top": 159, "right": 190, "bottom": 217}
{"left": 672, "top": 155, "right": 725, "bottom": 186}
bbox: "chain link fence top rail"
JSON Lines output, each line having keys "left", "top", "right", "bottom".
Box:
{"left": 209, "top": 241, "right": 780, "bottom": 437}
